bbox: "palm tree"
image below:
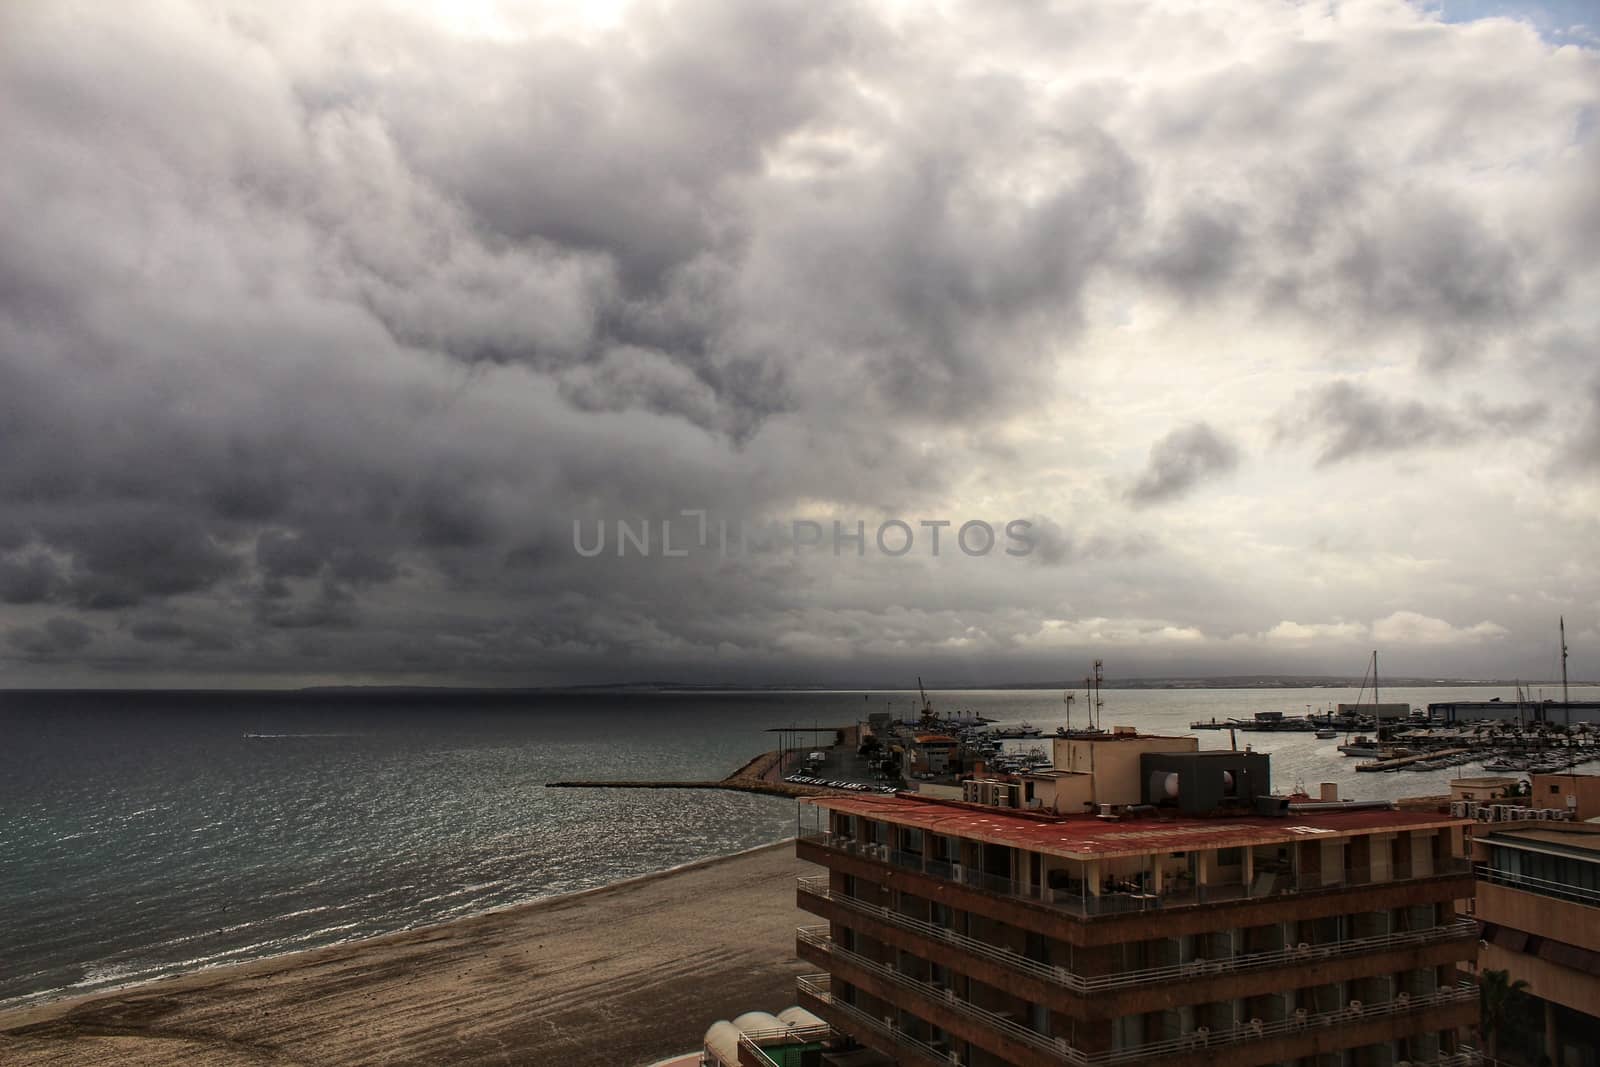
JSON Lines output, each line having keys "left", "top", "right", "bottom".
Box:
{"left": 1478, "top": 967, "right": 1531, "bottom": 1059}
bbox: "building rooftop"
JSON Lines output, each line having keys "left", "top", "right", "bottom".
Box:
{"left": 808, "top": 792, "right": 1465, "bottom": 861}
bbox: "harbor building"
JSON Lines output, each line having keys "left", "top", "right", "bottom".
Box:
{"left": 1426, "top": 699, "right": 1600, "bottom": 725}
{"left": 793, "top": 736, "right": 1478, "bottom": 1067}
{"left": 1470, "top": 822, "right": 1600, "bottom": 1065}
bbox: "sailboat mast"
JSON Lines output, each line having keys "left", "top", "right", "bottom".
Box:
{"left": 1561, "top": 616, "right": 1570, "bottom": 725}
{"left": 1373, "top": 650, "right": 1380, "bottom": 705}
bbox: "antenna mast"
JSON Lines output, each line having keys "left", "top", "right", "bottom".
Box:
{"left": 1373, "top": 650, "right": 1380, "bottom": 706}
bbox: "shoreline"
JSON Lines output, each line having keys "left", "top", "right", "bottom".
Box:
{"left": 0, "top": 836, "right": 797, "bottom": 1023}
{"left": 1, "top": 838, "right": 815, "bottom": 1066}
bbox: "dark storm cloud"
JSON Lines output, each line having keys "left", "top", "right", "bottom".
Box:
{"left": 130, "top": 619, "right": 188, "bottom": 643}
{"left": 0, "top": 1, "right": 1592, "bottom": 683}
{"left": 1126, "top": 423, "right": 1240, "bottom": 507}
{"left": 46, "top": 513, "right": 244, "bottom": 610}
{"left": 7, "top": 617, "right": 95, "bottom": 657}
{"left": 1283, "top": 381, "right": 1547, "bottom": 466}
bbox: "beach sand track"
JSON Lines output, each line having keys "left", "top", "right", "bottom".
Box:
{"left": 0, "top": 840, "right": 814, "bottom": 1066}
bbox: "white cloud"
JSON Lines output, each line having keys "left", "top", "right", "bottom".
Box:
{"left": 1371, "top": 611, "right": 1510, "bottom": 645}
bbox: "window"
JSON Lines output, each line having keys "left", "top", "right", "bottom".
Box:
{"left": 1551, "top": 784, "right": 1561, "bottom": 795}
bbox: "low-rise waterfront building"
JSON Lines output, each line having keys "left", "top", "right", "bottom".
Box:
{"left": 1526, "top": 771, "right": 1600, "bottom": 821}
{"left": 793, "top": 739, "right": 1478, "bottom": 1066}
{"left": 1470, "top": 822, "right": 1600, "bottom": 1066}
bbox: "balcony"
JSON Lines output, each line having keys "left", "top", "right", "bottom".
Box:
{"left": 797, "top": 925, "right": 1478, "bottom": 1067}
{"left": 1474, "top": 863, "right": 1600, "bottom": 908}
{"left": 728, "top": 1021, "right": 832, "bottom": 1067}
{"left": 799, "top": 876, "right": 1478, "bottom": 994}
{"left": 801, "top": 831, "right": 1472, "bottom": 919}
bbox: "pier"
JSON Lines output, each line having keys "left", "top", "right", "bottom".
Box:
{"left": 1357, "top": 747, "right": 1473, "bottom": 772}
{"left": 547, "top": 744, "right": 843, "bottom": 799}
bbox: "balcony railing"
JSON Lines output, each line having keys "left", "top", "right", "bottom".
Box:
{"left": 802, "top": 831, "right": 1471, "bottom": 918}
{"left": 798, "top": 973, "right": 962, "bottom": 1066}
{"left": 797, "top": 925, "right": 1477, "bottom": 1066}
{"left": 1475, "top": 864, "right": 1600, "bottom": 907}
{"left": 729, "top": 1022, "right": 832, "bottom": 1067}
{"left": 801, "top": 988, "right": 1483, "bottom": 1067}
{"left": 799, "top": 876, "right": 1477, "bottom": 993}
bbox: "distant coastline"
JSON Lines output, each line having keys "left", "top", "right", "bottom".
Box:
{"left": 0, "top": 676, "right": 1592, "bottom": 697}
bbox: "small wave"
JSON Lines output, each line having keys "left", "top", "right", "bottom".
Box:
{"left": 241, "top": 733, "right": 365, "bottom": 740}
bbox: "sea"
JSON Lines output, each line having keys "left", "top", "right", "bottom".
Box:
{"left": 3, "top": 683, "right": 1596, "bottom": 1011}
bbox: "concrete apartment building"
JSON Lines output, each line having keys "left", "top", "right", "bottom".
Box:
{"left": 793, "top": 734, "right": 1478, "bottom": 1067}
{"left": 1471, "top": 819, "right": 1600, "bottom": 1066}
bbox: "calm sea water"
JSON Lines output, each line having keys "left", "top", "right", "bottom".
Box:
{"left": 3, "top": 684, "right": 1596, "bottom": 1009}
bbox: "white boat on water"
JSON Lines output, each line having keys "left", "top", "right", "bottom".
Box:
{"left": 1338, "top": 735, "right": 1383, "bottom": 757}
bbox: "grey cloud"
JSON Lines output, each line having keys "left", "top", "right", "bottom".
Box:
{"left": 1563, "top": 379, "right": 1600, "bottom": 471}
{"left": 0, "top": 552, "right": 60, "bottom": 604}
{"left": 1282, "top": 381, "right": 1546, "bottom": 466}
{"left": 1127, "top": 423, "right": 1240, "bottom": 507}
{"left": 1136, "top": 208, "right": 1244, "bottom": 296}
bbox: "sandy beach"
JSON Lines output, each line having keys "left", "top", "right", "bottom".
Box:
{"left": 0, "top": 840, "right": 814, "bottom": 1067}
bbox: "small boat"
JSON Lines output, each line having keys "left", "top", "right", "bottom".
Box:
{"left": 1338, "top": 735, "right": 1383, "bottom": 757}
{"left": 1315, "top": 728, "right": 1339, "bottom": 739}
{"left": 989, "top": 721, "right": 1041, "bottom": 739}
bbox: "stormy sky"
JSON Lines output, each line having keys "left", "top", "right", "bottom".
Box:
{"left": 1, "top": 0, "right": 1596, "bottom": 687}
